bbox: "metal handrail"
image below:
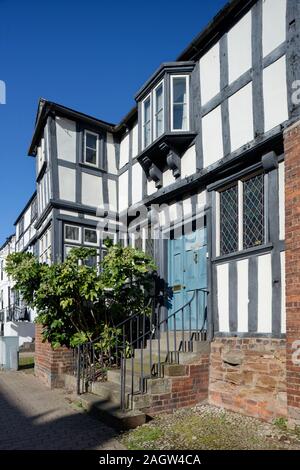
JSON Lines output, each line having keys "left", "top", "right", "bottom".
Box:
{"left": 75, "top": 287, "right": 209, "bottom": 412}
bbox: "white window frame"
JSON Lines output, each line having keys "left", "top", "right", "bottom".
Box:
{"left": 153, "top": 80, "right": 164, "bottom": 140}
{"left": 142, "top": 93, "right": 152, "bottom": 150}
{"left": 170, "top": 75, "right": 190, "bottom": 132}
{"left": 217, "top": 172, "right": 266, "bottom": 256}
{"left": 84, "top": 130, "right": 99, "bottom": 167}
{"left": 64, "top": 224, "right": 81, "bottom": 244}
{"left": 83, "top": 227, "right": 98, "bottom": 246}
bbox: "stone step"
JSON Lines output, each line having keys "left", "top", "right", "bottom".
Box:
{"left": 77, "top": 393, "right": 146, "bottom": 430}
{"left": 90, "top": 380, "right": 130, "bottom": 405}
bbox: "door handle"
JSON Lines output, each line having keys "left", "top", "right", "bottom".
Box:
{"left": 193, "top": 252, "right": 198, "bottom": 264}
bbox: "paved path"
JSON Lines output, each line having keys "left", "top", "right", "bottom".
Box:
{"left": 0, "top": 371, "right": 124, "bottom": 450}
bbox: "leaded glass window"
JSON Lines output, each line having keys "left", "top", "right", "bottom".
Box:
{"left": 243, "top": 174, "right": 264, "bottom": 249}
{"left": 220, "top": 185, "right": 239, "bottom": 255}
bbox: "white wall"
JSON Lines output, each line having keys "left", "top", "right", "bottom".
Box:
{"left": 119, "top": 171, "right": 128, "bottom": 212}
{"left": 107, "top": 179, "right": 117, "bottom": 212}
{"left": 229, "top": 82, "right": 254, "bottom": 151}
{"left": 81, "top": 172, "right": 103, "bottom": 208}
{"left": 106, "top": 132, "right": 118, "bottom": 174}
{"left": 202, "top": 106, "right": 223, "bottom": 167}
{"left": 257, "top": 253, "right": 272, "bottom": 333}
{"left": 181, "top": 145, "right": 196, "bottom": 178}
{"left": 263, "top": 56, "right": 288, "bottom": 132}
{"left": 56, "top": 117, "right": 76, "bottom": 163}
{"left": 58, "top": 166, "right": 76, "bottom": 202}
{"left": 119, "top": 132, "right": 129, "bottom": 168}
{"left": 132, "top": 124, "right": 138, "bottom": 159}
{"left": 262, "top": 0, "right": 286, "bottom": 57}
{"left": 200, "top": 42, "right": 220, "bottom": 104}
{"left": 131, "top": 163, "right": 143, "bottom": 205}
{"left": 237, "top": 259, "right": 249, "bottom": 332}
{"left": 217, "top": 263, "right": 230, "bottom": 332}
{"left": 227, "top": 11, "right": 252, "bottom": 84}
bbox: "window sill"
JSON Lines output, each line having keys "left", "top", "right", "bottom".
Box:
{"left": 79, "top": 162, "right": 106, "bottom": 173}
{"left": 213, "top": 242, "right": 273, "bottom": 263}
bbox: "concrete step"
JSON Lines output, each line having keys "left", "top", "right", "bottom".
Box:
{"left": 77, "top": 393, "right": 146, "bottom": 430}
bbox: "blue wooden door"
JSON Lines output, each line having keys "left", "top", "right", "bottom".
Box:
{"left": 168, "top": 227, "right": 207, "bottom": 330}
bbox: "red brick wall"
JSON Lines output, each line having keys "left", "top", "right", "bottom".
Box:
{"left": 143, "top": 354, "right": 209, "bottom": 415}
{"left": 35, "top": 324, "right": 74, "bottom": 388}
{"left": 284, "top": 120, "right": 300, "bottom": 424}
{"left": 208, "top": 338, "right": 287, "bottom": 422}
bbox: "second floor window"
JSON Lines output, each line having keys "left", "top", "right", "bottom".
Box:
{"left": 171, "top": 76, "right": 189, "bottom": 131}
{"left": 154, "top": 82, "right": 164, "bottom": 139}
{"left": 84, "top": 131, "right": 98, "bottom": 167}
{"left": 143, "top": 96, "right": 151, "bottom": 149}
{"left": 219, "top": 173, "right": 265, "bottom": 256}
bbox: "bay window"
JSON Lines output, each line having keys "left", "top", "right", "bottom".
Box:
{"left": 154, "top": 82, "right": 164, "bottom": 139}
{"left": 218, "top": 173, "right": 265, "bottom": 256}
{"left": 171, "top": 76, "right": 189, "bottom": 131}
{"left": 142, "top": 95, "right": 151, "bottom": 149}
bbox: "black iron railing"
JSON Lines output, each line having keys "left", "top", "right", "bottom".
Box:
{"left": 75, "top": 288, "right": 208, "bottom": 411}
{"left": 4, "top": 305, "right": 30, "bottom": 322}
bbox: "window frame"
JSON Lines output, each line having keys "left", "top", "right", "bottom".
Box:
{"left": 153, "top": 80, "right": 164, "bottom": 141}
{"left": 142, "top": 93, "right": 152, "bottom": 150}
{"left": 83, "top": 130, "right": 99, "bottom": 168}
{"left": 170, "top": 74, "right": 190, "bottom": 132}
{"left": 64, "top": 224, "right": 81, "bottom": 244}
{"left": 217, "top": 172, "right": 266, "bottom": 257}
{"left": 83, "top": 227, "right": 98, "bottom": 246}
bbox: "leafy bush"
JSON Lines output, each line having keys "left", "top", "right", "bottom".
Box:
{"left": 6, "top": 243, "right": 156, "bottom": 349}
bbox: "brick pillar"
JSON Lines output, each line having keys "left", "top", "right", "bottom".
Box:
{"left": 284, "top": 120, "right": 300, "bottom": 425}
{"left": 34, "top": 324, "right": 74, "bottom": 389}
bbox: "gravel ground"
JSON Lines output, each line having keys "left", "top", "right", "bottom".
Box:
{"left": 121, "top": 404, "right": 300, "bottom": 450}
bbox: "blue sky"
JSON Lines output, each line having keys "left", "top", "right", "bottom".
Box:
{"left": 0, "top": 0, "right": 227, "bottom": 245}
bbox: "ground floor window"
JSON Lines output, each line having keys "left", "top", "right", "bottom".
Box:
{"left": 219, "top": 172, "right": 265, "bottom": 256}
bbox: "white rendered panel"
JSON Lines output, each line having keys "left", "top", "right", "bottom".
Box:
{"left": 106, "top": 133, "right": 118, "bottom": 174}
{"left": 24, "top": 207, "right": 31, "bottom": 231}
{"left": 56, "top": 117, "right": 76, "bottom": 163}
{"left": 263, "top": 56, "right": 288, "bottom": 132}
{"left": 200, "top": 42, "right": 220, "bottom": 104}
{"left": 217, "top": 263, "right": 230, "bottom": 332}
{"left": 227, "top": 11, "right": 252, "bottom": 84}
{"left": 131, "top": 163, "right": 143, "bottom": 205}
{"left": 81, "top": 173, "right": 103, "bottom": 208}
{"left": 237, "top": 259, "right": 249, "bottom": 332}
{"left": 181, "top": 144, "right": 196, "bottom": 177}
{"left": 119, "top": 171, "right": 128, "bottom": 212}
{"left": 257, "top": 253, "right": 272, "bottom": 333}
{"left": 108, "top": 179, "right": 117, "bottom": 212}
{"left": 147, "top": 179, "right": 156, "bottom": 196}
{"left": 262, "top": 0, "right": 286, "bottom": 57}
{"left": 162, "top": 169, "right": 174, "bottom": 187}
{"left": 132, "top": 124, "right": 138, "bottom": 158}
{"left": 202, "top": 106, "right": 223, "bottom": 167}
{"left": 119, "top": 132, "right": 129, "bottom": 168}
{"left": 229, "top": 83, "right": 254, "bottom": 152}
{"left": 58, "top": 166, "right": 76, "bottom": 202}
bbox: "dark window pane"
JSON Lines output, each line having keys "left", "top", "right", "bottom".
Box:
{"left": 173, "top": 77, "right": 186, "bottom": 103}
{"left": 85, "top": 147, "right": 97, "bottom": 165}
{"left": 65, "top": 226, "right": 79, "bottom": 241}
{"left": 86, "top": 133, "right": 97, "bottom": 150}
{"left": 243, "top": 174, "right": 264, "bottom": 249}
{"left": 84, "top": 229, "right": 97, "bottom": 244}
{"left": 220, "top": 185, "right": 239, "bottom": 255}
